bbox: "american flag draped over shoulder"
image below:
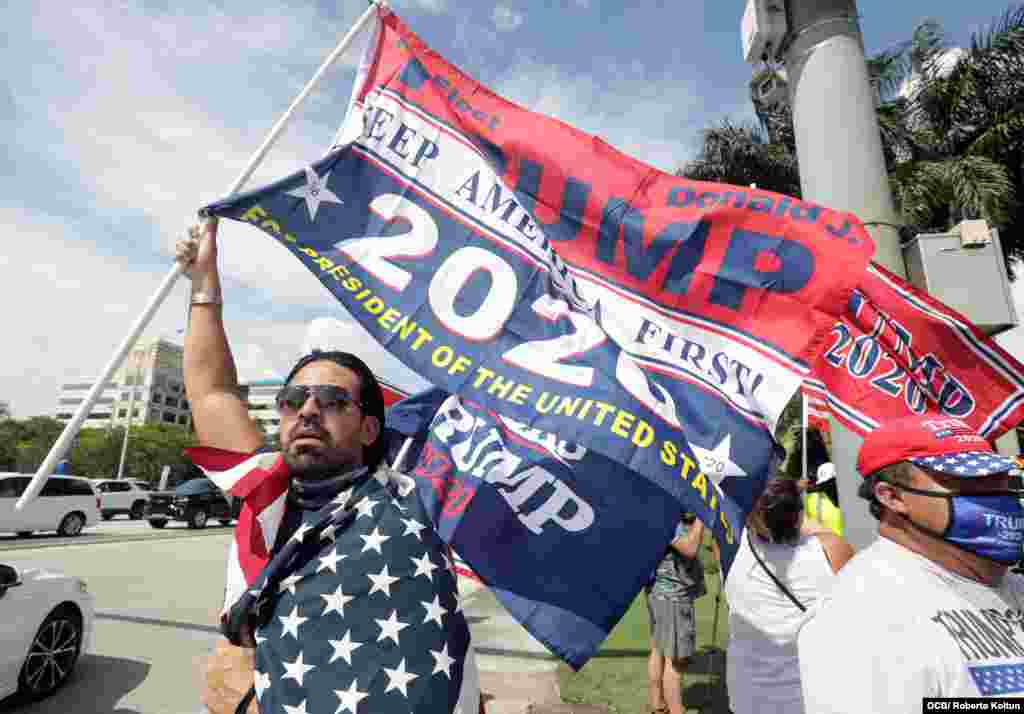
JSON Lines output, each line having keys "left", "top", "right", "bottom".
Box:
{"left": 187, "top": 448, "right": 473, "bottom": 714}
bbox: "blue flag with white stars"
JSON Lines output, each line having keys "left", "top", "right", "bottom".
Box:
{"left": 238, "top": 468, "right": 468, "bottom": 714}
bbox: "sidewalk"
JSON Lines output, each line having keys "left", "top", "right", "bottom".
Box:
{"left": 459, "top": 580, "right": 609, "bottom": 714}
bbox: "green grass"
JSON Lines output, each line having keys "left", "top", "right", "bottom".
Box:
{"left": 559, "top": 539, "right": 731, "bottom": 714}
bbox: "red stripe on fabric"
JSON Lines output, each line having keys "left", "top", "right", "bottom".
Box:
{"left": 242, "top": 457, "right": 290, "bottom": 511}
{"left": 234, "top": 503, "right": 271, "bottom": 585}
{"left": 184, "top": 446, "right": 255, "bottom": 471}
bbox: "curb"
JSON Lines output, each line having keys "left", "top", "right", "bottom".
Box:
{"left": 0, "top": 528, "right": 231, "bottom": 552}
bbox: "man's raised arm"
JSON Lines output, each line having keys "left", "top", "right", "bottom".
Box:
{"left": 178, "top": 219, "right": 265, "bottom": 453}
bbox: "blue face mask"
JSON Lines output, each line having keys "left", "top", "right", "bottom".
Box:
{"left": 886, "top": 482, "right": 1024, "bottom": 564}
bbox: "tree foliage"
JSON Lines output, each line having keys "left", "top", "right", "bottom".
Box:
{"left": 1, "top": 418, "right": 200, "bottom": 486}
{"left": 678, "top": 4, "right": 1024, "bottom": 276}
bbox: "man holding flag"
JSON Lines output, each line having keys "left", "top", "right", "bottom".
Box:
{"left": 178, "top": 220, "right": 477, "bottom": 714}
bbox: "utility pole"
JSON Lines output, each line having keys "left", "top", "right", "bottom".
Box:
{"left": 744, "top": 0, "right": 903, "bottom": 550}
{"left": 744, "top": 0, "right": 1020, "bottom": 550}
{"left": 784, "top": 0, "right": 898, "bottom": 551}
{"left": 116, "top": 343, "right": 148, "bottom": 479}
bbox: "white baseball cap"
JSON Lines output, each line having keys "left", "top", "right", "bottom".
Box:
{"left": 816, "top": 462, "right": 836, "bottom": 484}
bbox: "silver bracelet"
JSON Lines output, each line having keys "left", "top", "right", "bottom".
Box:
{"left": 190, "top": 291, "right": 223, "bottom": 306}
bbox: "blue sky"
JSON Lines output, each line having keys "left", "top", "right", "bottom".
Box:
{"left": 0, "top": 0, "right": 1017, "bottom": 418}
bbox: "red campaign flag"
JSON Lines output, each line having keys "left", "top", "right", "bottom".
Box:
{"left": 806, "top": 263, "right": 1024, "bottom": 440}
{"left": 349, "top": 9, "right": 876, "bottom": 374}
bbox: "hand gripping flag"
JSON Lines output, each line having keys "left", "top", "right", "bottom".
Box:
{"left": 200, "top": 6, "right": 874, "bottom": 660}
{"left": 805, "top": 262, "right": 1024, "bottom": 440}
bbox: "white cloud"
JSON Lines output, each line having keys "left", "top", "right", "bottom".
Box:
{"left": 392, "top": 0, "right": 448, "bottom": 14}
{"left": 492, "top": 5, "right": 525, "bottom": 32}
{"left": 0, "top": 204, "right": 427, "bottom": 419}
{"left": 491, "top": 58, "right": 704, "bottom": 173}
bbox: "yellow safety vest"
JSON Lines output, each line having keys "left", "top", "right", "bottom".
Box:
{"left": 805, "top": 492, "right": 844, "bottom": 536}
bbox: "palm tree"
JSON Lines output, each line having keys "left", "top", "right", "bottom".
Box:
{"left": 678, "top": 119, "right": 801, "bottom": 198}
{"left": 879, "top": 8, "right": 1023, "bottom": 273}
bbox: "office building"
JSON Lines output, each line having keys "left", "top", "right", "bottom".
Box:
{"left": 55, "top": 338, "right": 192, "bottom": 430}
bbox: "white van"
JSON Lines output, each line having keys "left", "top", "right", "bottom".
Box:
{"left": 0, "top": 474, "right": 100, "bottom": 537}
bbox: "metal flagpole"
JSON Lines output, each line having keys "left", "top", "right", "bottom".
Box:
{"left": 802, "top": 391, "right": 809, "bottom": 482}
{"left": 391, "top": 437, "right": 415, "bottom": 472}
{"left": 17, "top": 1, "right": 383, "bottom": 511}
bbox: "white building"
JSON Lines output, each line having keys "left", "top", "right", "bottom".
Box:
{"left": 55, "top": 338, "right": 193, "bottom": 430}
{"left": 243, "top": 378, "right": 284, "bottom": 436}
{"left": 54, "top": 380, "right": 121, "bottom": 428}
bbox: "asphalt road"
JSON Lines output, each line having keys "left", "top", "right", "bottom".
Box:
{"left": 0, "top": 520, "right": 556, "bottom": 714}
{"left": 0, "top": 530, "right": 232, "bottom": 714}
{"left": 0, "top": 517, "right": 235, "bottom": 552}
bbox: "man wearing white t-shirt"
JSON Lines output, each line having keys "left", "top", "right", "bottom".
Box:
{"left": 798, "top": 415, "right": 1024, "bottom": 711}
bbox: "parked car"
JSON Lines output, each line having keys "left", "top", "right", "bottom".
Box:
{"left": 91, "top": 479, "right": 151, "bottom": 521}
{"left": 0, "top": 562, "right": 94, "bottom": 702}
{"left": 144, "top": 477, "right": 240, "bottom": 530}
{"left": 0, "top": 475, "right": 100, "bottom": 537}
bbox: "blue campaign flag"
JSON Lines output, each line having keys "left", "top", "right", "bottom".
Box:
{"left": 395, "top": 391, "right": 682, "bottom": 668}
{"left": 202, "top": 140, "right": 781, "bottom": 590}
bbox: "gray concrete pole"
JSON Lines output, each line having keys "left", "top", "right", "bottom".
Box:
{"left": 783, "top": 0, "right": 904, "bottom": 550}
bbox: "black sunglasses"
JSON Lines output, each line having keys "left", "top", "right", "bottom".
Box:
{"left": 275, "top": 384, "right": 363, "bottom": 415}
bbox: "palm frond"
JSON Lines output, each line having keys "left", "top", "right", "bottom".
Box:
{"left": 971, "top": 4, "right": 1024, "bottom": 53}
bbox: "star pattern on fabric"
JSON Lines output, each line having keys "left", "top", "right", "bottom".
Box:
{"left": 281, "top": 651, "right": 316, "bottom": 686}
{"left": 355, "top": 497, "right": 379, "bottom": 520}
{"left": 401, "top": 516, "right": 427, "bottom": 541}
{"left": 279, "top": 606, "right": 308, "bottom": 640}
{"left": 383, "top": 658, "right": 419, "bottom": 697}
{"left": 915, "top": 451, "right": 1016, "bottom": 476}
{"left": 317, "top": 548, "right": 347, "bottom": 574}
{"left": 286, "top": 166, "right": 343, "bottom": 221}
{"left": 367, "top": 564, "right": 400, "bottom": 597}
{"left": 235, "top": 471, "right": 469, "bottom": 714}
{"left": 411, "top": 552, "right": 439, "bottom": 581}
{"left": 328, "top": 629, "right": 364, "bottom": 666}
{"left": 333, "top": 679, "right": 369, "bottom": 714}
{"left": 431, "top": 643, "right": 456, "bottom": 678}
{"left": 360, "top": 526, "right": 391, "bottom": 554}
{"left": 422, "top": 595, "right": 447, "bottom": 627}
{"left": 375, "top": 610, "right": 411, "bottom": 645}
{"left": 321, "top": 584, "right": 354, "bottom": 618}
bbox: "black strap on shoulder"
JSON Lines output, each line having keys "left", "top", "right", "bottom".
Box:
{"left": 746, "top": 528, "right": 806, "bottom": 612}
{"left": 235, "top": 684, "right": 256, "bottom": 714}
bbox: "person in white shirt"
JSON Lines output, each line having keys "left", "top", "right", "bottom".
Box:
{"left": 798, "top": 415, "right": 1024, "bottom": 712}
{"left": 725, "top": 477, "right": 853, "bottom": 714}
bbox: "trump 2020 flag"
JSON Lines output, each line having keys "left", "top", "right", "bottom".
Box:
{"left": 203, "top": 6, "right": 875, "bottom": 582}
{"left": 805, "top": 262, "right": 1024, "bottom": 439}
{"left": 403, "top": 392, "right": 712, "bottom": 668}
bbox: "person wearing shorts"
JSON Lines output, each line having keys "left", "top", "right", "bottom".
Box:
{"left": 645, "top": 514, "right": 706, "bottom": 714}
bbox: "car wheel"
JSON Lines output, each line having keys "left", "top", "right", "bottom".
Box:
{"left": 57, "top": 513, "right": 86, "bottom": 537}
{"left": 16, "top": 531, "right": 33, "bottom": 538}
{"left": 18, "top": 604, "right": 83, "bottom": 701}
{"left": 101, "top": 513, "right": 112, "bottom": 521}
{"left": 129, "top": 501, "right": 146, "bottom": 520}
{"left": 188, "top": 509, "right": 208, "bottom": 529}
{"left": 148, "top": 519, "right": 167, "bottom": 529}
